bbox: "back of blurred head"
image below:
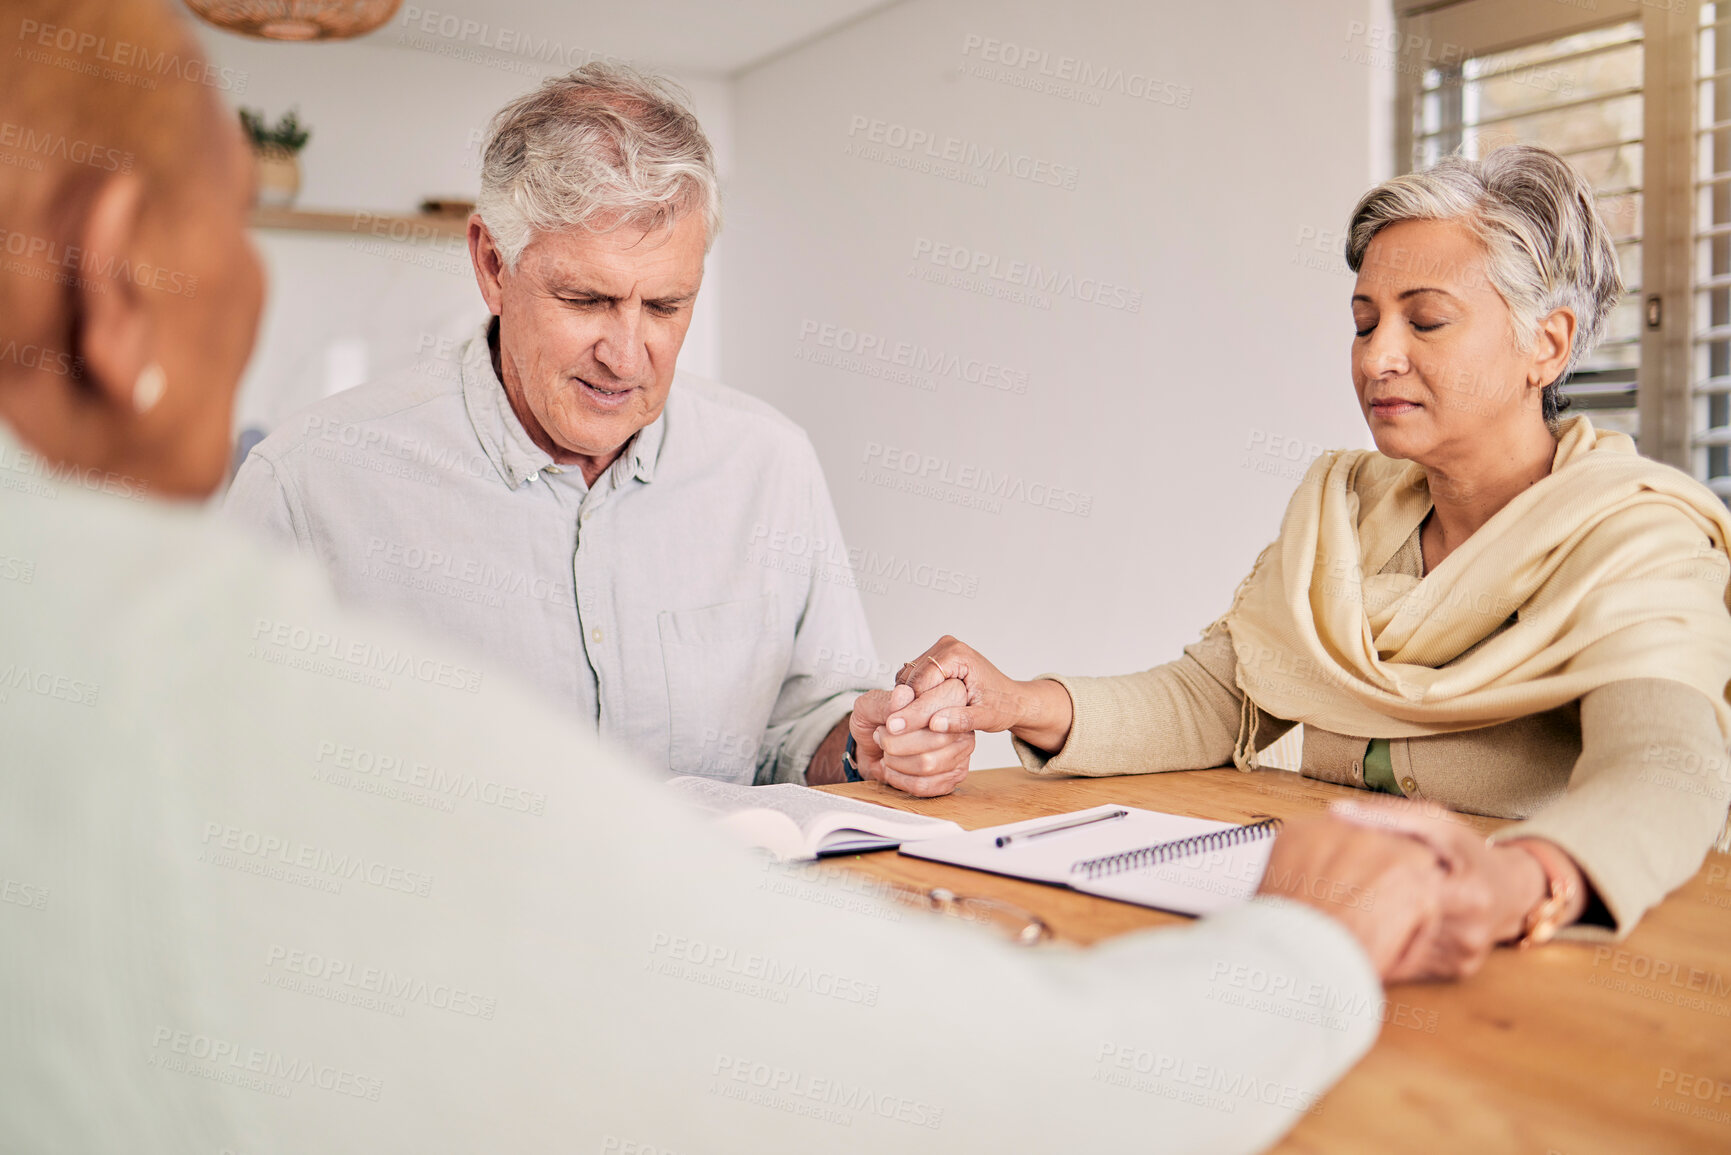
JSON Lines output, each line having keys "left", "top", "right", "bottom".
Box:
{"left": 0, "top": 0, "right": 262, "bottom": 498}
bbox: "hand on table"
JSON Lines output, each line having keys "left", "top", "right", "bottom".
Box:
{"left": 1329, "top": 796, "right": 1579, "bottom": 979}
{"left": 1256, "top": 813, "right": 1448, "bottom": 982}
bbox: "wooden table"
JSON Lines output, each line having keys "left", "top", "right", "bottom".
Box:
{"left": 815, "top": 766, "right": 1731, "bottom": 1155}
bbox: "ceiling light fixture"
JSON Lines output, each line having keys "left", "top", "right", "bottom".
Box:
{"left": 182, "top": 1, "right": 403, "bottom": 42}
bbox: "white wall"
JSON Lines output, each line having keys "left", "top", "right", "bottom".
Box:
{"left": 723, "top": 0, "right": 1389, "bottom": 767}
{"left": 190, "top": 20, "right": 731, "bottom": 435}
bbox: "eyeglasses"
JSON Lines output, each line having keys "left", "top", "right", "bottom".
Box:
{"left": 885, "top": 882, "right": 1053, "bottom": 946}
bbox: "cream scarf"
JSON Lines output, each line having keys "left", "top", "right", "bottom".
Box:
{"left": 1224, "top": 416, "right": 1731, "bottom": 765}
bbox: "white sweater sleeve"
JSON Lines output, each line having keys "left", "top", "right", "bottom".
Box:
{"left": 0, "top": 487, "right": 1382, "bottom": 1155}
{"left": 222, "top": 448, "right": 311, "bottom": 552}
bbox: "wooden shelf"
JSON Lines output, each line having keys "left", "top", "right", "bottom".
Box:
{"left": 249, "top": 207, "right": 468, "bottom": 241}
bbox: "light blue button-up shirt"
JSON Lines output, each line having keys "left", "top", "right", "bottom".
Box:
{"left": 225, "top": 320, "right": 879, "bottom": 784}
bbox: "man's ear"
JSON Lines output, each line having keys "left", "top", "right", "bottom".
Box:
{"left": 73, "top": 171, "right": 154, "bottom": 413}
{"left": 468, "top": 214, "right": 507, "bottom": 314}
{"left": 1532, "top": 306, "right": 1577, "bottom": 391}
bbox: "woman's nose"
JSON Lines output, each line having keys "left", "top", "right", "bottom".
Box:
{"left": 1360, "top": 328, "right": 1409, "bottom": 379}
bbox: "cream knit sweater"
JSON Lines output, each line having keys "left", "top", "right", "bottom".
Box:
{"left": 1014, "top": 524, "right": 1729, "bottom": 940}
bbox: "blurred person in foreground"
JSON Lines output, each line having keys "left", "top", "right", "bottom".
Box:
{"left": 0, "top": 1, "right": 1456, "bottom": 1152}
{"left": 865, "top": 145, "right": 1731, "bottom": 980}
{"left": 226, "top": 62, "right": 877, "bottom": 788}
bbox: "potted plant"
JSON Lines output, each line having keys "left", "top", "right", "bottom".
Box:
{"left": 240, "top": 108, "right": 311, "bottom": 209}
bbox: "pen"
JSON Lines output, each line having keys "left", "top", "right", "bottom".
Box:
{"left": 996, "top": 808, "right": 1129, "bottom": 848}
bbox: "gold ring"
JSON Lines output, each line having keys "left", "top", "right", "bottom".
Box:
{"left": 926, "top": 655, "right": 951, "bottom": 680}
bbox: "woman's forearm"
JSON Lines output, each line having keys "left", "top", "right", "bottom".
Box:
{"left": 1489, "top": 678, "right": 1726, "bottom": 935}
{"left": 1007, "top": 678, "right": 1075, "bottom": 754}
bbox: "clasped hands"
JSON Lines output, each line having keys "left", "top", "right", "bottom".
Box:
{"left": 846, "top": 636, "right": 1041, "bottom": 799}
{"left": 847, "top": 636, "right": 1584, "bottom": 982}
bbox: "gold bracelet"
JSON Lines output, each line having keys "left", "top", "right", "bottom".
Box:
{"left": 1507, "top": 839, "right": 1581, "bottom": 949}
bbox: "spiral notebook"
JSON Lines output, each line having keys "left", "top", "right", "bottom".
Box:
{"left": 898, "top": 805, "right": 1281, "bottom": 916}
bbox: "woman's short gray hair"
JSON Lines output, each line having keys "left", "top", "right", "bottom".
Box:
{"left": 477, "top": 62, "right": 720, "bottom": 268}
{"left": 1344, "top": 144, "right": 1624, "bottom": 424}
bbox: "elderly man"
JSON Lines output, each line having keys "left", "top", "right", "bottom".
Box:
{"left": 227, "top": 65, "right": 878, "bottom": 786}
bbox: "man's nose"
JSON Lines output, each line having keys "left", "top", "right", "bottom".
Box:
{"left": 595, "top": 305, "right": 644, "bottom": 379}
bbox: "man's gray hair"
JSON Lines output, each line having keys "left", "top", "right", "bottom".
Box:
{"left": 477, "top": 62, "right": 720, "bottom": 267}
{"left": 1345, "top": 144, "right": 1624, "bottom": 423}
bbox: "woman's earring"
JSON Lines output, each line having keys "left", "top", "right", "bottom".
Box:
{"left": 133, "top": 362, "right": 166, "bottom": 414}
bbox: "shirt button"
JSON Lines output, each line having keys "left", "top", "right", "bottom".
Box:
{"left": 545, "top": 465, "right": 563, "bottom": 475}
{"left": 590, "top": 627, "right": 603, "bottom": 644}
{"left": 1400, "top": 776, "right": 1418, "bottom": 794}
{"left": 526, "top": 471, "right": 539, "bottom": 484}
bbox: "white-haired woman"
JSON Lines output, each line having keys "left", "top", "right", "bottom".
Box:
{"left": 867, "top": 144, "right": 1731, "bottom": 975}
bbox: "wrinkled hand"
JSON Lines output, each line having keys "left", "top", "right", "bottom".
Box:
{"left": 888, "top": 637, "right": 1075, "bottom": 752}
{"left": 848, "top": 680, "right": 975, "bottom": 797}
{"left": 1256, "top": 814, "right": 1448, "bottom": 983}
{"left": 1329, "top": 797, "right": 1560, "bottom": 980}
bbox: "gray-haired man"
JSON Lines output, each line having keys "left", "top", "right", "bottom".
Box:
{"left": 226, "top": 65, "right": 879, "bottom": 786}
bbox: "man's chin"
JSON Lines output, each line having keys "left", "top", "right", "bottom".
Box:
{"left": 547, "top": 414, "right": 638, "bottom": 461}
{"left": 544, "top": 391, "right": 665, "bottom": 458}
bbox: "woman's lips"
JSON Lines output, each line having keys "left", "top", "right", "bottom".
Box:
{"left": 1369, "top": 399, "right": 1421, "bottom": 418}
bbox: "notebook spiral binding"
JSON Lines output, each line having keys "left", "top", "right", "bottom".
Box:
{"left": 1071, "top": 817, "right": 1282, "bottom": 881}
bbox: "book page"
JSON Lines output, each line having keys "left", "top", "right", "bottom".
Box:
{"left": 668, "top": 775, "right": 797, "bottom": 818}
{"left": 712, "top": 809, "right": 806, "bottom": 861}
{"left": 668, "top": 777, "right": 961, "bottom": 858}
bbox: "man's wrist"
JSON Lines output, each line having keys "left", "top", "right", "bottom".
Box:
{"left": 803, "top": 716, "right": 854, "bottom": 786}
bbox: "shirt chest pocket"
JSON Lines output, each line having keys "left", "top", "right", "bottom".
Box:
{"left": 658, "top": 593, "right": 785, "bottom": 782}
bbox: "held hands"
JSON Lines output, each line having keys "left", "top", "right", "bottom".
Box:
{"left": 1255, "top": 813, "right": 1448, "bottom": 983}
{"left": 885, "top": 638, "right": 1046, "bottom": 739}
{"left": 845, "top": 637, "right": 1075, "bottom": 798}
{"left": 847, "top": 682, "right": 974, "bottom": 797}
{"left": 1328, "top": 797, "right": 1581, "bottom": 979}
{"left": 1259, "top": 798, "right": 1581, "bottom": 982}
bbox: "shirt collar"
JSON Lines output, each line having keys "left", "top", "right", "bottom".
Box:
{"left": 625, "top": 402, "right": 664, "bottom": 485}
{"left": 461, "top": 318, "right": 550, "bottom": 490}
{"left": 460, "top": 316, "right": 666, "bottom": 491}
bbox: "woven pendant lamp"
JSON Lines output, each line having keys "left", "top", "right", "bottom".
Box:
{"left": 183, "top": 1, "right": 402, "bottom": 42}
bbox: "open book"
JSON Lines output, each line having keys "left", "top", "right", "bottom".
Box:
{"left": 668, "top": 776, "right": 964, "bottom": 862}
{"left": 900, "top": 804, "right": 1280, "bottom": 916}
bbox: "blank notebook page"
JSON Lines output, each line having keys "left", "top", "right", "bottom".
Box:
{"left": 1072, "top": 834, "right": 1274, "bottom": 916}
{"left": 900, "top": 805, "right": 1276, "bottom": 916}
